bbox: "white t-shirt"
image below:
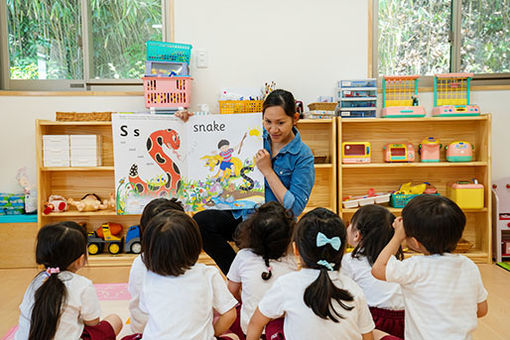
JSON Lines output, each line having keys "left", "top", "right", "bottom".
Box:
{"left": 227, "top": 249, "right": 298, "bottom": 333}
{"left": 342, "top": 253, "right": 404, "bottom": 310}
{"left": 140, "top": 263, "right": 238, "bottom": 340}
{"left": 128, "top": 254, "right": 148, "bottom": 333}
{"left": 258, "top": 268, "right": 375, "bottom": 340}
{"left": 15, "top": 271, "right": 101, "bottom": 340}
{"left": 386, "top": 254, "right": 488, "bottom": 340}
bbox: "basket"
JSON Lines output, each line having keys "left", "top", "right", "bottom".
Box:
{"left": 143, "top": 76, "right": 192, "bottom": 108}
{"left": 454, "top": 238, "right": 473, "bottom": 253}
{"left": 146, "top": 41, "right": 192, "bottom": 64}
{"left": 219, "top": 100, "right": 263, "bottom": 114}
{"left": 390, "top": 193, "right": 440, "bottom": 208}
{"left": 56, "top": 112, "right": 112, "bottom": 121}
{"left": 307, "top": 102, "right": 338, "bottom": 111}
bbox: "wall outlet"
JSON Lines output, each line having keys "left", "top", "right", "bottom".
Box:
{"left": 196, "top": 50, "right": 208, "bottom": 68}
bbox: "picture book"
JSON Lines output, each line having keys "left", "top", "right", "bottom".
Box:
{"left": 112, "top": 113, "right": 265, "bottom": 214}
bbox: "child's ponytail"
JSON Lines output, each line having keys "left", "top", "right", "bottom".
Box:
{"left": 234, "top": 202, "right": 294, "bottom": 281}
{"left": 296, "top": 208, "right": 353, "bottom": 322}
{"left": 29, "top": 222, "right": 87, "bottom": 340}
{"left": 28, "top": 269, "right": 66, "bottom": 340}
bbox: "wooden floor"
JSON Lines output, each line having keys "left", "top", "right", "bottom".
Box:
{"left": 1, "top": 264, "right": 509, "bottom": 339}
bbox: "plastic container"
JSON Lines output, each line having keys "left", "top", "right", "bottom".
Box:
{"left": 145, "top": 61, "right": 189, "bottom": 77}
{"left": 390, "top": 193, "right": 440, "bottom": 208}
{"left": 447, "top": 181, "right": 484, "bottom": 209}
{"left": 339, "top": 110, "right": 376, "bottom": 118}
{"left": 146, "top": 41, "right": 192, "bottom": 64}
{"left": 338, "top": 79, "right": 377, "bottom": 88}
{"left": 143, "top": 76, "right": 192, "bottom": 108}
{"left": 219, "top": 100, "right": 263, "bottom": 114}
{"left": 340, "top": 100, "right": 376, "bottom": 108}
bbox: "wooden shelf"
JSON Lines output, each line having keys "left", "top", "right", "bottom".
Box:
{"left": 39, "top": 120, "right": 112, "bottom": 126}
{"left": 41, "top": 166, "right": 115, "bottom": 171}
{"left": 340, "top": 115, "right": 489, "bottom": 123}
{"left": 314, "top": 163, "right": 333, "bottom": 169}
{"left": 341, "top": 207, "right": 489, "bottom": 214}
{"left": 338, "top": 115, "right": 492, "bottom": 263}
{"left": 342, "top": 161, "right": 487, "bottom": 168}
{"left": 298, "top": 118, "right": 334, "bottom": 124}
{"left": 43, "top": 210, "right": 120, "bottom": 217}
{"left": 86, "top": 251, "right": 215, "bottom": 267}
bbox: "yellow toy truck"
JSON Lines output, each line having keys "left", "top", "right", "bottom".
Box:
{"left": 87, "top": 222, "right": 123, "bottom": 255}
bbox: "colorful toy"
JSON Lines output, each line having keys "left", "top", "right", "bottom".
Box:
{"left": 432, "top": 73, "right": 480, "bottom": 116}
{"left": 0, "top": 193, "right": 25, "bottom": 215}
{"left": 381, "top": 75, "right": 426, "bottom": 118}
{"left": 446, "top": 141, "right": 473, "bottom": 162}
{"left": 342, "top": 142, "right": 371, "bottom": 164}
{"left": 342, "top": 188, "right": 391, "bottom": 208}
{"left": 384, "top": 143, "right": 415, "bottom": 162}
{"left": 390, "top": 182, "right": 438, "bottom": 208}
{"left": 87, "top": 222, "right": 124, "bottom": 255}
{"left": 124, "top": 225, "right": 141, "bottom": 254}
{"left": 16, "top": 167, "right": 37, "bottom": 214}
{"left": 418, "top": 137, "right": 442, "bottom": 162}
{"left": 68, "top": 193, "right": 115, "bottom": 212}
{"left": 43, "top": 195, "right": 68, "bottom": 215}
{"left": 447, "top": 180, "right": 484, "bottom": 209}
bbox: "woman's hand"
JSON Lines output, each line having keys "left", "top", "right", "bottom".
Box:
{"left": 254, "top": 149, "right": 272, "bottom": 176}
{"left": 175, "top": 110, "right": 193, "bottom": 122}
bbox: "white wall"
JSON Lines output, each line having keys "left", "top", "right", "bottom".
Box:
{"left": 1, "top": 0, "right": 509, "bottom": 193}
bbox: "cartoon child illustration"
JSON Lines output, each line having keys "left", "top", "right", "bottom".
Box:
{"left": 216, "top": 133, "right": 247, "bottom": 180}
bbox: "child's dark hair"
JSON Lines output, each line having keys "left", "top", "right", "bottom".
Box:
{"left": 234, "top": 201, "right": 295, "bottom": 280}
{"left": 263, "top": 89, "right": 297, "bottom": 117}
{"left": 350, "top": 205, "right": 404, "bottom": 265}
{"left": 140, "top": 198, "right": 184, "bottom": 236}
{"left": 142, "top": 210, "right": 202, "bottom": 276}
{"left": 218, "top": 139, "right": 230, "bottom": 149}
{"left": 295, "top": 208, "right": 354, "bottom": 322}
{"left": 402, "top": 195, "right": 466, "bottom": 254}
{"left": 29, "top": 221, "right": 87, "bottom": 340}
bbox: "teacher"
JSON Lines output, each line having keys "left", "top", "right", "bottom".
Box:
{"left": 184, "top": 89, "right": 315, "bottom": 274}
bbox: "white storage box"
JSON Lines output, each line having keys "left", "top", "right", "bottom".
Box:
{"left": 43, "top": 135, "right": 70, "bottom": 167}
{"left": 70, "top": 135, "right": 102, "bottom": 167}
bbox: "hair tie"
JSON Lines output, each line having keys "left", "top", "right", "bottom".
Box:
{"left": 267, "top": 266, "right": 272, "bottom": 272}
{"left": 316, "top": 232, "right": 341, "bottom": 251}
{"left": 46, "top": 267, "right": 60, "bottom": 276}
{"left": 317, "top": 260, "right": 334, "bottom": 271}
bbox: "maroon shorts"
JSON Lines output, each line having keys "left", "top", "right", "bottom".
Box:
{"left": 264, "top": 318, "right": 285, "bottom": 340}
{"left": 81, "top": 321, "right": 116, "bottom": 340}
{"left": 369, "top": 307, "right": 405, "bottom": 339}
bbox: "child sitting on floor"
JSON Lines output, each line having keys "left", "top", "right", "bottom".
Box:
{"left": 246, "top": 208, "right": 375, "bottom": 340}
{"left": 15, "top": 221, "right": 122, "bottom": 340}
{"left": 372, "top": 195, "right": 488, "bottom": 339}
{"left": 342, "top": 205, "right": 405, "bottom": 338}
{"left": 227, "top": 201, "right": 298, "bottom": 339}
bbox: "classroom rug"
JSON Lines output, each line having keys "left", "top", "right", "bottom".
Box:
{"left": 496, "top": 261, "right": 510, "bottom": 272}
{"left": 1, "top": 283, "right": 132, "bottom": 340}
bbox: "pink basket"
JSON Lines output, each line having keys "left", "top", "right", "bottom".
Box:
{"left": 143, "top": 76, "right": 192, "bottom": 108}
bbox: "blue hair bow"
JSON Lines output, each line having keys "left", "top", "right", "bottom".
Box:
{"left": 316, "top": 232, "right": 341, "bottom": 251}
{"left": 317, "top": 260, "right": 335, "bottom": 271}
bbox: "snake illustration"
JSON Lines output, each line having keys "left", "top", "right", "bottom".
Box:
{"left": 239, "top": 166, "right": 255, "bottom": 191}
{"left": 129, "top": 129, "right": 182, "bottom": 196}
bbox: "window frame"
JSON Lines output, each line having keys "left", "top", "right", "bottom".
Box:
{"left": 370, "top": 0, "right": 510, "bottom": 87}
{"left": 0, "top": 0, "right": 174, "bottom": 91}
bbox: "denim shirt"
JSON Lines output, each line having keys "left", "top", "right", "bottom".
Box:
{"left": 233, "top": 127, "right": 315, "bottom": 219}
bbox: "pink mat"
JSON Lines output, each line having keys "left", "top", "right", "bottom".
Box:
{"left": 2, "top": 283, "right": 130, "bottom": 340}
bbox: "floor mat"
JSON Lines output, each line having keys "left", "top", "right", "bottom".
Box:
{"left": 1, "top": 283, "right": 131, "bottom": 340}
{"left": 496, "top": 262, "right": 510, "bottom": 272}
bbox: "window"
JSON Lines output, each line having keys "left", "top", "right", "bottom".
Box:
{"left": 1, "top": 0, "right": 170, "bottom": 90}
{"left": 373, "top": 0, "right": 510, "bottom": 82}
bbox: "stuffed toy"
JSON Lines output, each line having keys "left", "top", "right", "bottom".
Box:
{"left": 43, "top": 195, "right": 68, "bottom": 215}
{"left": 68, "top": 193, "right": 115, "bottom": 212}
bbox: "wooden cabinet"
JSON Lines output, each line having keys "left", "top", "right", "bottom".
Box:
{"left": 337, "top": 115, "right": 492, "bottom": 263}
{"left": 297, "top": 119, "right": 337, "bottom": 214}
